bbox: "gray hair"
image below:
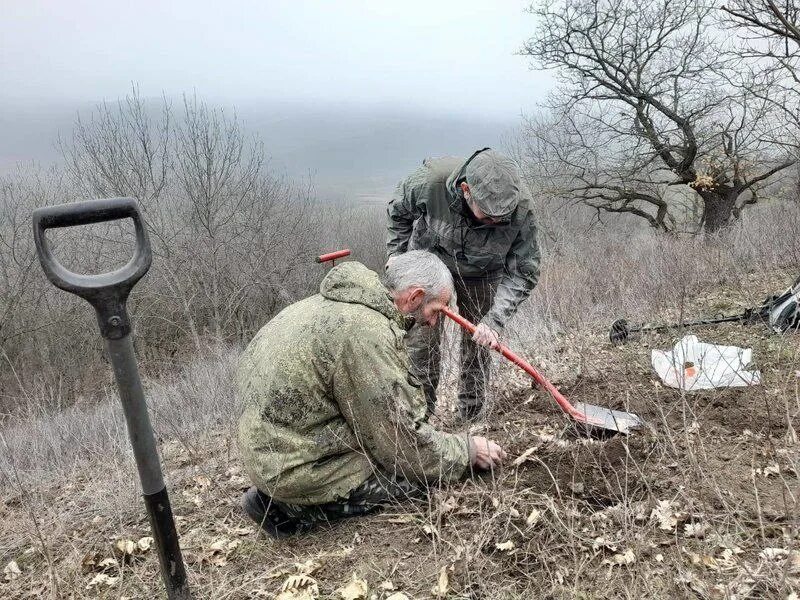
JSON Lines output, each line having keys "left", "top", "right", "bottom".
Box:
{"left": 385, "top": 250, "right": 453, "bottom": 300}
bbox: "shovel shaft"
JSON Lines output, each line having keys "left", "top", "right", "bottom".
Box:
{"left": 441, "top": 308, "right": 589, "bottom": 422}
{"left": 107, "top": 336, "right": 189, "bottom": 599}
{"left": 32, "top": 198, "right": 191, "bottom": 599}
{"left": 106, "top": 336, "right": 165, "bottom": 494}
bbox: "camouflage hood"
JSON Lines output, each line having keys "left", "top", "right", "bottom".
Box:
{"left": 237, "top": 260, "right": 469, "bottom": 505}
{"left": 320, "top": 261, "right": 399, "bottom": 323}
{"left": 445, "top": 154, "right": 472, "bottom": 210}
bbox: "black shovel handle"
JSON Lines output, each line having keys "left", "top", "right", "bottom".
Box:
{"left": 32, "top": 199, "right": 191, "bottom": 598}
{"left": 32, "top": 197, "right": 152, "bottom": 339}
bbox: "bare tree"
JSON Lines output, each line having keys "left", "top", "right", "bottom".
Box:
{"left": 61, "top": 85, "right": 172, "bottom": 208}
{"left": 722, "top": 1, "right": 800, "bottom": 82}
{"left": 1, "top": 89, "right": 333, "bottom": 416}
{"left": 55, "top": 90, "right": 322, "bottom": 352}
{"left": 721, "top": 1, "right": 800, "bottom": 167}
{"left": 522, "top": 0, "right": 796, "bottom": 232}
{"left": 517, "top": 110, "right": 684, "bottom": 232}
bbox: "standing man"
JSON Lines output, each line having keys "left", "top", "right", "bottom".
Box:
{"left": 386, "top": 148, "right": 541, "bottom": 420}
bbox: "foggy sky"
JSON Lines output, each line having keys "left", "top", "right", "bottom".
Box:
{"left": 1, "top": 1, "right": 553, "bottom": 197}
{"left": 1, "top": 0, "right": 550, "bottom": 117}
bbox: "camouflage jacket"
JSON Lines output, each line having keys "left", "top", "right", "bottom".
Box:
{"left": 386, "top": 155, "right": 541, "bottom": 331}
{"left": 236, "top": 262, "right": 470, "bottom": 505}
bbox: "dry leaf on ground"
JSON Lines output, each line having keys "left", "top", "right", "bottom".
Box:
{"left": 603, "top": 549, "right": 636, "bottom": 567}
{"left": 202, "top": 537, "right": 241, "bottom": 567}
{"left": 98, "top": 558, "right": 118, "bottom": 570}
{"left": 137, "top": 536, "right": 154, "bottom": 552}
{"left": 337, "top": 573, "right": 368, "bottom": 600}
{"left": 81, "top": 552, "right": 102, "bottom": 573}
{"left": 683, "top": 522, "right": 709, "bottom": 538}
{"left": 592, "top": 537, "right": 619, "bottom": 552}
{"left": 294, "top": 559, "right": 322, "bottom": 575}
{"left": 277, "top": 574, "right": 320, "bottom": 600}
{"left": 4, "top": 560, "right": 21, "bottom": 581}
{"left": 431, "top": 566, "right": 449, "bottom": 597}
{"left": 86, "top": 573, "right": 119, "bottom": 589}
{"left": 760, "top": 547, "right": 789, "bottom": 560}
{"left": 114, "top": 539, "right": 136, "bottom": 557}
{"left": 495, "top": 540, "right": 516, "bottom": 553}
{"left": 683, "top": 548, "right": 718, "bottom": 570}
{"left": 754, "top": 463, "right": 781, "bottom": 477}
{"left": 440, "top": 496, "right": 458, "bottom": 513}
{"left": 651, "top": 500, "right": 679, "bottom": 531}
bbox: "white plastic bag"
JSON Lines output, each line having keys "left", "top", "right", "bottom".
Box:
{"left": 651, "top": 335, "right": 761, "bottom": 390}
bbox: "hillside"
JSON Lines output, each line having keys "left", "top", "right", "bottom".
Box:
{"left": 1, "top": 270, "right": 798, "bottom": 599}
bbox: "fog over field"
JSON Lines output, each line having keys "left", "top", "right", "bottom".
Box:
{"left": 0, "top": 0, "right": 551, "bottom": 202}
{"left": 0, "top": 98, "right": 521, "bottom": 202}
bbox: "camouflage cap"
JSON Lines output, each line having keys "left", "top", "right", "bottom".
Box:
{"left": 464, "top": 150, "right": 522, "bottom": 220}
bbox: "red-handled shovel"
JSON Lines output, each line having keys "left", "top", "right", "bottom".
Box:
{"left": 441, "top": 307, "right": 643, "bottom": 435}
{"left": 316, "top": 249, "right": 351, "bottom": 265}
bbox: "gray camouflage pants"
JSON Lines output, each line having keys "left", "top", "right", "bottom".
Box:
{"left": 406, "top": 275, "right": 499, "bottom": 418}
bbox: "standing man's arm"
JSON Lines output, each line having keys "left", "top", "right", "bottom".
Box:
{"left": 386, "top": 177, "right": 420, "bottom": 261}
{"left": 481, "top": 211, "right": 541, "bottom": 334}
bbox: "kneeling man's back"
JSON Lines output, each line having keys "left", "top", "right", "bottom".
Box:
{"left": 237, "top": 261, "right": 469, "bottom": 506}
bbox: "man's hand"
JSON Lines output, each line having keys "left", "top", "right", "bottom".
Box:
{"left": 469, "top": 436, "right": 507, "bottom": 470}
{"left": 472, "top": 323, "right": 500, "bottom": 349}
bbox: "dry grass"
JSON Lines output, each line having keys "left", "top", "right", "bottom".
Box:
{"left": 1, "top": 199, "right": 799, "bottom": 598}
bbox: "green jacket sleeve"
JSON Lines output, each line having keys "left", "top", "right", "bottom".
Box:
{"left": 333, "top": 322, "right": 469, "bottom": 484}
{"left": 482, "top": 210, "right": 541, "bottom": 331}
{"left": 386, "top": 176, "right": 420, "bottom": 259}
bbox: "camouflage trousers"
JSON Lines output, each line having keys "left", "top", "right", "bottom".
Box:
{"left": 406, "top": 274, "right": 499, "bottom": 419}
{"left": 269, "top": 472, "right": 421, "bottom": 532}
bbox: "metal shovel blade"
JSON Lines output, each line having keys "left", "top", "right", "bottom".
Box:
{"left": 573, "top": 402, "right": 644, "bottom": 435}
{"left": 441, "top": 307, "right": 645, "bottom": 436}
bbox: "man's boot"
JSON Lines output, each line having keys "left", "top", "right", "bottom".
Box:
{"left": 241, "top": 486, "right": 303, "bottom": 538}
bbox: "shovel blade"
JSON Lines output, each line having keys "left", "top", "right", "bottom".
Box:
{"left": 573, "top": 402, "right": 643, "bottom": 435}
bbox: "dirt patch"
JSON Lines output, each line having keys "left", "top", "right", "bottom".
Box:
{"left": 502, "top": 433, "right": 656, "bottom": 506}
{"left": 693, "top": 388, "right": 793, "bottom": 434}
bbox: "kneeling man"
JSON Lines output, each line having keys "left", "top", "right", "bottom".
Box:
{"left": 237, "top": 251, "right": 505, "bottom": 536}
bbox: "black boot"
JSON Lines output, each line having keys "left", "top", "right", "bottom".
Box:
{"left": 241, "top": 487, "right": 304, "bottom": 538}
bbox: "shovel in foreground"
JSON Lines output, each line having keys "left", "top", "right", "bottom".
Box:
{"left": 32, "top": 198, "right": 190, "bottom": 599}
{"left": 442, "top": 307, "right": 643, "bottom": 435}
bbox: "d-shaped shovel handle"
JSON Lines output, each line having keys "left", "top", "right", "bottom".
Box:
{"left": 32, "top": 199, "right": 191, "bottom": 598}
{"left": 32, "top": 197, "right": 152, "bottom": 339}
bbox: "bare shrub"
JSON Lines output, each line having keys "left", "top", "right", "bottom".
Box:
{"left": 0, "top": 346, "right": 238, "bottom": 487}
{"left": 0, "top": 91, "right": 324, "bottom": 416}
